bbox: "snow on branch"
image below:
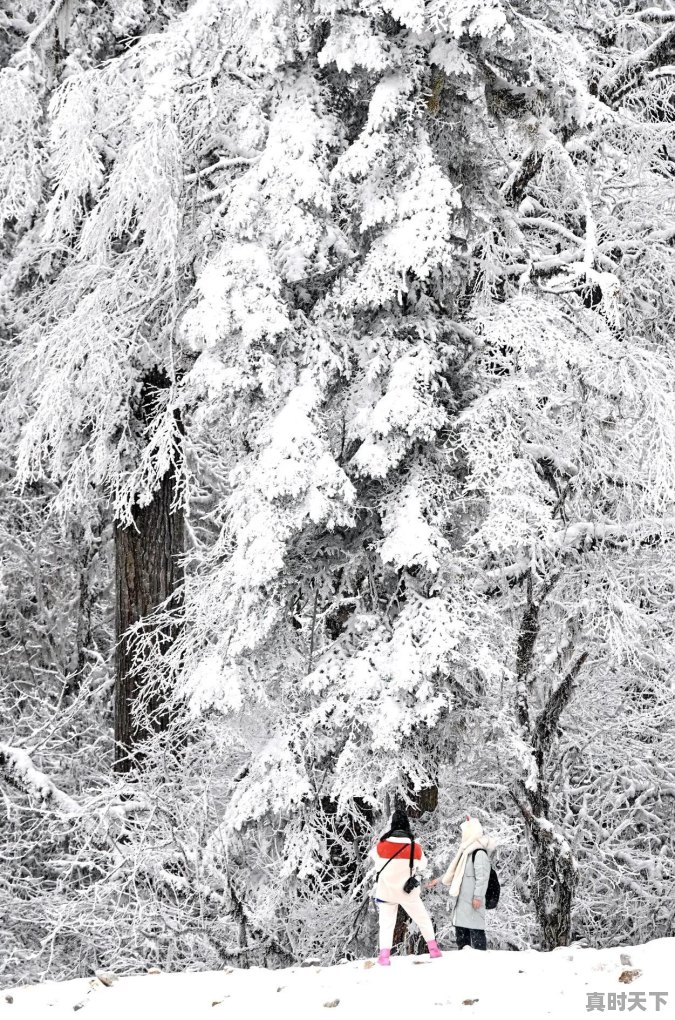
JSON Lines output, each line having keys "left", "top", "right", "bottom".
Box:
{"left": 0, "top": 742, "right": 230, "bottom": 907}
{"left": 0, "top": 741, "right": 79, "bottom": 815}
{"left": 600, "top": 21, "right": 675, "bottom": 101}
{"left": 510, "top": 789, "right": 576, "bottom": 862}
{"left": 634, "top": 7, "right": 675, "bottom": 21}
{"left": 24, "top": 0, "right": 77, "bottom": 51}
{"left": 0, "top": 10, "right": 31, "bottom": 34}
{"left": 549, "top": 519, "right": 675, "bottom": 553}
{"left": 534, "top": 652, "right": 589, "bottom": 754}
{"left": 521, "top": 443, "right": 579, "bottom": 479}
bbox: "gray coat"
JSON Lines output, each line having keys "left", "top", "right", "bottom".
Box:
{"left": 452, "top": 848, "right": 491, "bottom": 930}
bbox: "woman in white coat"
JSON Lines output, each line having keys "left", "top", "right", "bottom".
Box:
{"left": 440, "top": 815, "right": 496, "bottom": 950}
{"left": 369, "top": 808, "right": 442, "bottom": 966}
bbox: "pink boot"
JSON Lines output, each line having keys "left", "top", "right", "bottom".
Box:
{"left": 377, "top": 948, "right": 391, "bottom": 966}
{"left": 427, "top": 940, "right": 442, "bottom": 959}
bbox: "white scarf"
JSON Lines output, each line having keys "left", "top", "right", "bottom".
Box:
{"left": 442, "top": 817, "right": 495, "bottom": 898}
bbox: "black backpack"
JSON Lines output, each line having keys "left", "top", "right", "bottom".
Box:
{"left": 471, "top": 849, "right": 500, "bottom": 910}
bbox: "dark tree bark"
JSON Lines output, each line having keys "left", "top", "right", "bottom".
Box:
{"left": 113, "top": 370, "right": 184, "bottom": 772}
{"left": 511, "top": 570, "right": 587, "bottom": 950}
{"left": 513, "top": 787, "right": 579, "bottom": 950}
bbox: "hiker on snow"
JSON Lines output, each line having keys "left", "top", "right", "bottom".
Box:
{"left": 440, "top": 814, "right": 496, "bottom": 951}
{"left": 369, "top": 808, "right": 442, "bottom": 966}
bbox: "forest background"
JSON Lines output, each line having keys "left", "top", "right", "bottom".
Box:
{"left": 1, "top": 0, "right": 674, "bottom": 987}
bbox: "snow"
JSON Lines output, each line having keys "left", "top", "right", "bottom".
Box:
{"left": 3, "top": 939, "right": 673, "bottom": 1019}
{"left": 3, "top": 0, "right": 675, "bottom": 993}
{"left": 0, "top": 742, "right": 78, "bottom": 815}
{"left": 318, "top": 16, "right": 393, "bottom": 73}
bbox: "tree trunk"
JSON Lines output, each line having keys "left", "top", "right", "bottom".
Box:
{"left": 512, "top": 586, "right": 588, "bottom": 950}
{"left": 113, "top": 371, "right": 184, "bottom": 772}
{"left": 533, "top": 827, "right": 577, "bottom": 949}
{"left": 392, "top": 905, "right": 411, "bottom": 953}
{"left": 514, "top": 786, "right": 578, "bottom": 950}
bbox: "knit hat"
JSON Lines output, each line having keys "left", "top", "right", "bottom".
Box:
{"left": 390, "top": 808, "right": 412, "bottom": 833}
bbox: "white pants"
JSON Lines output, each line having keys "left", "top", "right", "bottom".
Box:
{"left": 377, "top": 896, "right": 436, "bottom": 950}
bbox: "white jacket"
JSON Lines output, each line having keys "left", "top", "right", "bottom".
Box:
{"left": 369, "top": 833, "right": 428, "bottom": 904}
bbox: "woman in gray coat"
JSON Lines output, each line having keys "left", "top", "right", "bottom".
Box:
{"left": 440, "top": 815, "right": 495, "bottom": 950}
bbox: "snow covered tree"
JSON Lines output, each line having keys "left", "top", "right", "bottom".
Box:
{"left": 0, "top": 0, "right": 193, "bottom": 768}
{"left": 454, "top": 293, "right": 675, "bottom": 946}
{"left": 2, "top": 0, "right": 675, "bottom": 977}
{"left": 162, "top": 0, "right": 675, "bottom": 956}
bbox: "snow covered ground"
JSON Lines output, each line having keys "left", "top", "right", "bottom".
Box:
{"left": 2, "top": 938, "right": 673, "bottom": 1020}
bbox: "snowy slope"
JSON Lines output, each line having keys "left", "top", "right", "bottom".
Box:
{"left": 2, "top": 939, "right": 673, "bottom": 1020}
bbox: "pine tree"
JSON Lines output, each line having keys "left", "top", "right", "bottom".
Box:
{"left": 1, "top": 0, "right": 675, "bottom": 974}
